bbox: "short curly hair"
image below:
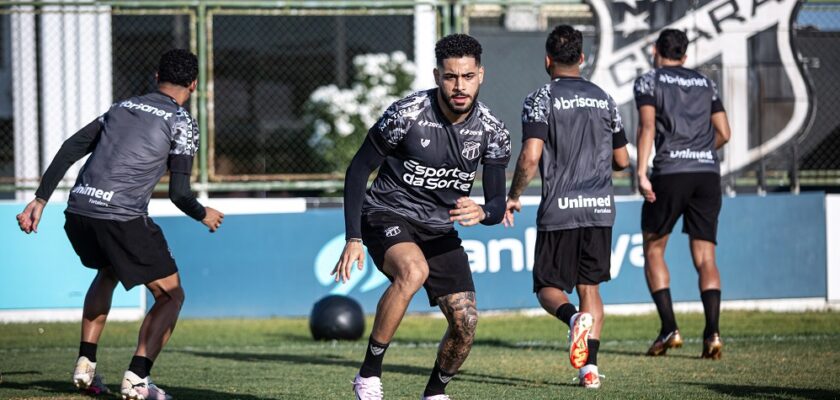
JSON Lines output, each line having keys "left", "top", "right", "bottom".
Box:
{"left": 655, "top": 29, "right": 688, "bottom": 61}
{"left": 545, "top": 25, "right": 582, "bottom": 66}
{"left": 435, "top": 34, "right": 482, "bottom": 66}
{"left": 158, "top": 49, "right": 198, "bottom": 87}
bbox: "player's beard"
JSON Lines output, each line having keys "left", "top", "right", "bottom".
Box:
{"left": 441, "top": 87, "right": 480, "bottom": 115}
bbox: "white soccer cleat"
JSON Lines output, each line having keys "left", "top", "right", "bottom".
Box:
{"left": 578, "top": 364, "right": 602, "bottom": 389}
{"left": 353, "top": 374, "right": 383, "bottom": 400}
{"left": 568, "top": 312, "right": 593, "bottom": 369}
{"left": 120, "top": 370, "right": 172, "bottom": 400}
{"left": 421, "top": 395, "right": 451, "bottom": 400}
{"left": 73, "top": 356, "right": 96, "bottom": 389}
{"left": 73, "top": 356, "right": 110, "bottom": 395}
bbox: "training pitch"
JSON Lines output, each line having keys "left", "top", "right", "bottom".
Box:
{"left": 1, "top": 311, "right": 838, "bottom": 399}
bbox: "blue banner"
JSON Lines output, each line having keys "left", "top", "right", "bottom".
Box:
{"left": 0, "top": 205, "right": 141, "bottom": 310}
{"left": 0, "top": 193, "right": 827, "bottom": 317}
{"left": 155, "top": 193, "right": 827, "bottom": 317}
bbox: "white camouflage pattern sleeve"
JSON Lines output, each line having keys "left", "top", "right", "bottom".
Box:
{"left": 371, "top": 90, "right": 427, "bottom": 150}
{"left": 170, "top": 108, "right": 199, "bottom": 157}
{"left": 478, "top": 103, "right": 511, "bottom": 165}
{"left": 633, "top": 70, "right": 657, "bottom": 101}
{"left": 609, "top": 95, "right": 624, "bottom": 134}
{"left": 521, "top": 84, "right": 551, "bottom": 125}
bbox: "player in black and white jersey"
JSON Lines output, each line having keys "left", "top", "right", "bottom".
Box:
{"left": 504, "top": 25, "right": 629, "bottom": 389}
{"left": 16, "top": 50, "right": 224, "bottom": 399}
{"left": 332, "top": 34, "right": 510, "bottom": 400}
{"left": 633, "top": 29, "right": 732, "bottom": 360}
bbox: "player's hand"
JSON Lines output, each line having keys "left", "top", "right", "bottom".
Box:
{"left": 449, "top": 197, "right": 485, "bottom": 227}
{"left": 16, "top": 198, "right": 46, "bottom": 234}
{"left": 503, "top": 197, "right": 522, "bottom": 228}
{"left": 638, "top": 175, "right": 656, "bottom": 203}
{"left": 202, "top": 207, "right": 224, "bottom": 232}
{"left": 332, "top": 240, "right": 365, "bottom": 283}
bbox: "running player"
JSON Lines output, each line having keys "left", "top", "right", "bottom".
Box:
{"left": 332, "top": 34, "right": 510, "bottom": 400}
{"left": 504, "top": 25, "right": 629, "bottom": 389}
{"left": 16, "top": 49, "right": 224, "bottom": 399}
{"left": 633, "top": 29, "right": 731, "bottom": 359}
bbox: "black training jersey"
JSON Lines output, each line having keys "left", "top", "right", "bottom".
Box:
{"left": 522, "top": 77, "right": 627, "bottom": 231}
{"left": 67, "top": 92, "right": 199, "bottom": 221}
{"left": 633, "top": 66, "right": 725, "bottom": 176}
{"left": 363, "top": 89, "right": 511, "bottom": 231}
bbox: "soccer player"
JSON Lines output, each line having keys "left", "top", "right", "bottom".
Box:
{"left": 332, "top": 34, "right": 510, "bottom": 400}
{"left": 503, "top": 25, "right": 629, "bottom": 389}
{"left": 633, "top": 29, "right": 731, "bottom": 359}
{"left": 16, "top": 49, "right": 224, "bottom": 399}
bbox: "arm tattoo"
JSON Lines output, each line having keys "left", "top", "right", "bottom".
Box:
{"left": 508, "top": 158, "right": 532, "bottom": 199}
{"left": 436, "top": 291, "right": 478, "bottom": 373}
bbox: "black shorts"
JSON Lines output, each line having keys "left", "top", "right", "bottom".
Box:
{"left": 641, "top": 172, "right": 721, "bottom": 244}
{"left": 533, "top": 227, "right": 612, "bottom": 293}
{"left": 361, "top": 211, "right": 474, "bottom": 307}
{"left": 64, "top": 212, "right": 178, "bottom": 290}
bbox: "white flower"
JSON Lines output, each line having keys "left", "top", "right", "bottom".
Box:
{"left": 391, "top": 51, "right": 407, "bottom": 64}
{"left": 335, "top": 116, "right": 354, "bottom": 137}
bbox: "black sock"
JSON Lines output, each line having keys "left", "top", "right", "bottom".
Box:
{"left": 652, "top": 288, "right": 678, "bottom": 336}
{"left": 128, "top": 356, "right": 154, "bottom": 379}
{"left": 79, "top": 342, "right": 97, "bottom": 363}
{"left": 423, "top": 360, "right": 455, "bottom": 396}
{"left": 701, "top": 289, "right": 721, "bottom": 339}
{"left": 555, "top": 303, "right": 578, "bottom": 327}
{"left": 585, "top": 339, "right": 600, "bottom": 366}
{"left": 359, "top": 337, "right": 389, "bottom": 378}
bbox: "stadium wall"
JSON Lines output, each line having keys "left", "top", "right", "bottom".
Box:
{"left": 0, "top": 193, "right": 835, "bottom": 321}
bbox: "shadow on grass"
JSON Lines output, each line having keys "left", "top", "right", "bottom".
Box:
{"left": 683, "top": 382, "right": 840, "bottom": 399}
{"left": 0, "top": 370, "right": 42, "bottom": 376}
{"left": 0, "top": 379, "right": 273, "bottom": 400}
{"left": 183, "top": 350, "right": 573, "bottom": 388}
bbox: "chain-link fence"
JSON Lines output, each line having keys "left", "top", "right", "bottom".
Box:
{"left": 1, "top": 0, "right": 839, "bottom": 199}
{"left": 208, "top": 10, "right": 416, "bottom": 184}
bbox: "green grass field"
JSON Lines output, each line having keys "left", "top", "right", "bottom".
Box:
{"left": 1, "top": 311, "right": 839, "bottom": 399}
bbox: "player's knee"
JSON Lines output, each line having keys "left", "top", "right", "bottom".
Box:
{"left": 694, "top": 259, "right": 718, "bottom": 273}
{"left": 151, "top": 283, "right": 185, "bottom": 309}
{"left": 451, "top": 308, "right": 478, "bottom": 342}
{"left": 392, "top": 262, "right": 428, "bottom": 291}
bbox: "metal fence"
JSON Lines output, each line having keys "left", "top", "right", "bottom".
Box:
{"left": 1, "top": 0, "right": 839, "bottom": 199}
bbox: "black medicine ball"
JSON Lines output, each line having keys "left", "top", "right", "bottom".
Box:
{"left": 309, "top": 295, "right": 365, "bottom": 340}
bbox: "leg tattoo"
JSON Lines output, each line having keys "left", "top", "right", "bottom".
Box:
{"left": 436, "top": 291, "right": 478, "bottom": 373}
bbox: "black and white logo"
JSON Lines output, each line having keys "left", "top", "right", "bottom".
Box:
{"left": 369, "top": 344, "right": 385, "bottom": 356}
{"left": 588, "top": 0, "right": 808, "bottom": 175}
{"left": 438, "top": 373, "right": 453, "bottom": 384}
{"left": 459, "top": 128, "right": 482, "bottom": 136}
{"left": 421, "top": 138, "right": 431, "bottom": 148}
{"left": 461, "top": 141, "right": 481, "bottom": 160}
{"left": 418, "top": 119, "right": 444, "bottom": 129}
{"left": 384, "top": 226, "right": 401, "bottom": 238}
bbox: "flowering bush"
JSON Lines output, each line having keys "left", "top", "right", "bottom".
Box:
{"left": 305, "top": 51, "right": 416, "bottom": 172}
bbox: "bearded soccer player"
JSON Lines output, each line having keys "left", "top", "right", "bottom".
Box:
{"left": 16, "top": 49, "right": 224, "bottom": 399}
{"left": 504, "top": 25, "right": 629, "bottom": 389}
{"left": 332, "top": 34, "right": 510, "bottom": 400}
{"left": 634, "top": 29, "right": 732, "bottom": 359}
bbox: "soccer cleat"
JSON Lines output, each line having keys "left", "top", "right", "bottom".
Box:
{"left": 421, "top": 395, "right": 451, "bottom": 400}
{"left": 73, "top": 356, "right": 110, "bottom": 395}
{"left": 120, "top": 371, "right": 172, "bottom": 400}
{"left": 646, "top": 329, "right": 684, "bottom": 356}
{"left": 578, "top": 365, "right": 602, "bottom": 389}
{"left": 568, "top": 312, "right": 593, "bottom": 369}
{"left": 701, "top": 333, "right": 723, "bottom": 360}
{"left": 353, "top": 374, "right": 383, "bottom": 400}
